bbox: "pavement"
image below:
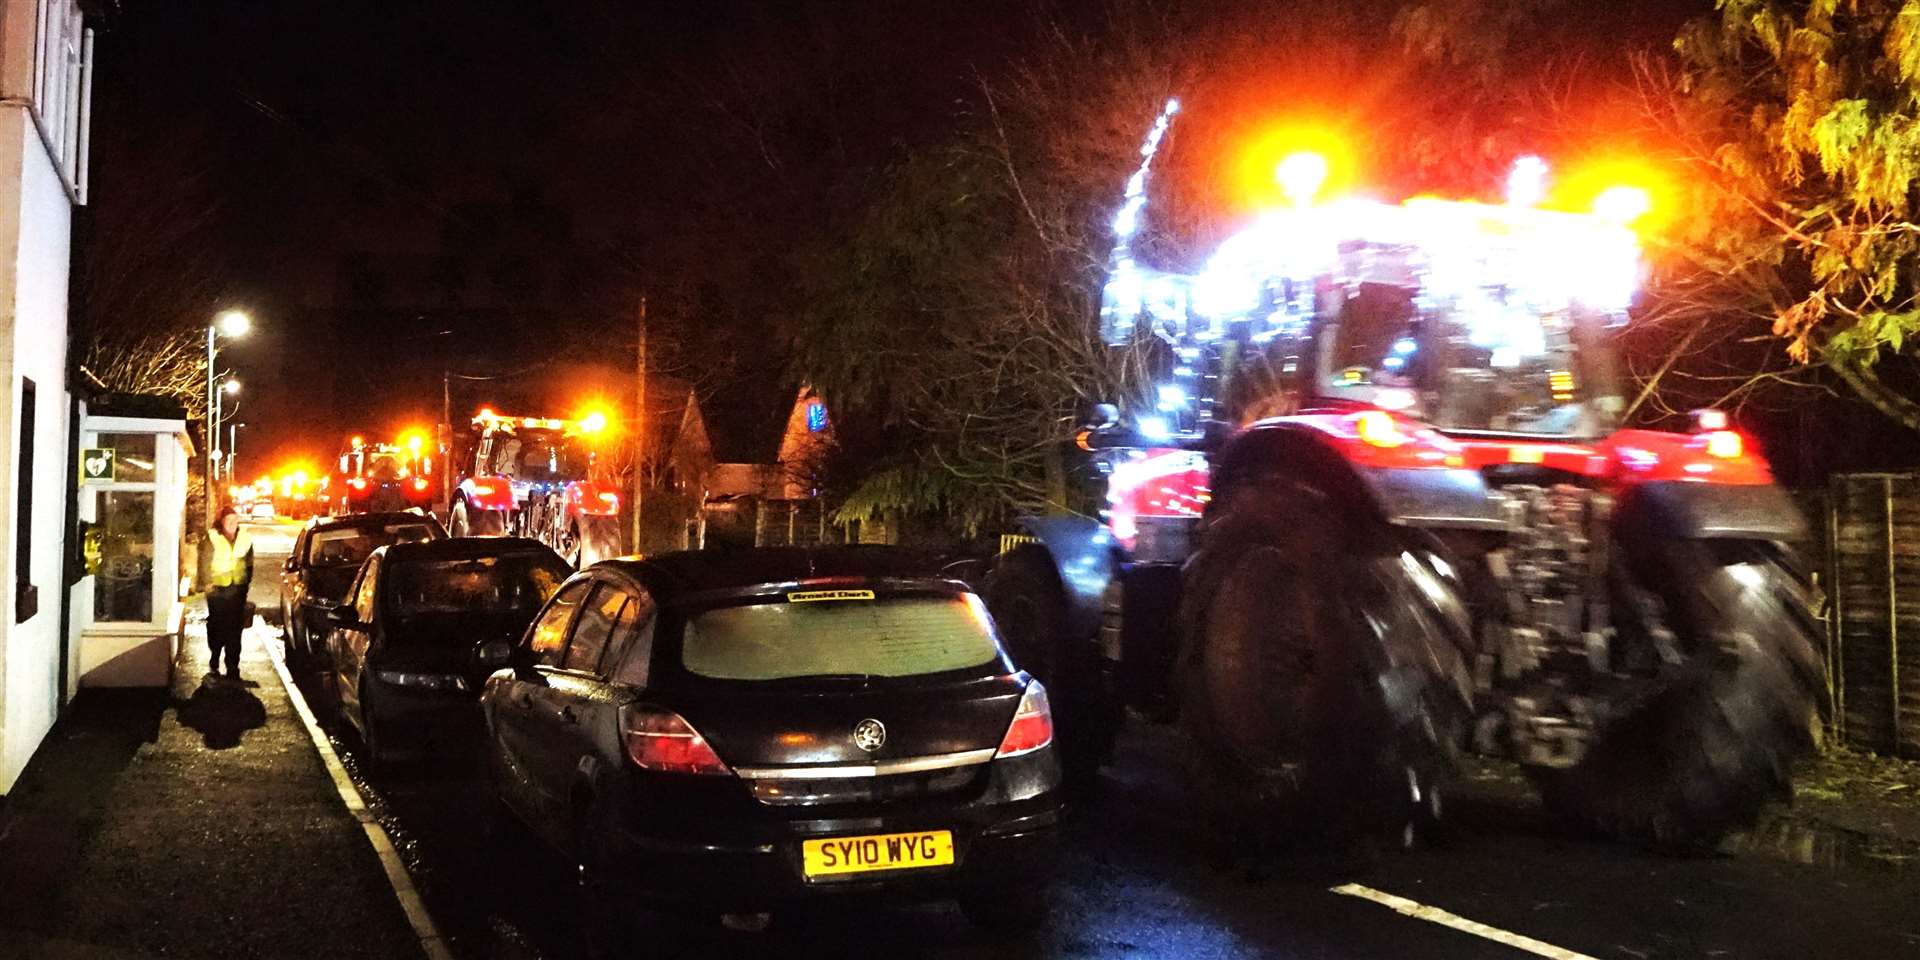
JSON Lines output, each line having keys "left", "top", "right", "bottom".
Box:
{"left": 0, "top": 521, "right": 420, "bottom": 960}
{"left": 6, "top": 515, "right": 1920, "bottom": 959}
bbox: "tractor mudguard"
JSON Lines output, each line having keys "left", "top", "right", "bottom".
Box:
{"left": 1011, "top": 514, "right": 1115, "bottom": 643}
{"left": 1367, "top": 466, "right": 1509, "bottom": 531}
{"left": 1613, "top": 481, "right": 1808, "bottom": 542}
{"left": 1215, "top": 424, "right": 1507, "bottom": 533}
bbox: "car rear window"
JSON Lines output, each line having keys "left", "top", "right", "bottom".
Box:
{"left": 383, "top": 554, "right": 569, "bottom": 621}
{"left": 308, "top": 523, "right": 439, "bottom": 566}
{"left": 678, "top": 593, "right": 1002, "bottom": 681}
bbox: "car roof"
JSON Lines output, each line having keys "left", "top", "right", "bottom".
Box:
{"left": 592, "top": 546, "right": 961, "bottom": 604}
{"left": 375, "top": 537, "right": 565, "bottom": 565}
{"left": 307, "top": 512, "right": 443, "bottom": 533}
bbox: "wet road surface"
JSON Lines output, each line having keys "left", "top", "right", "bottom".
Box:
{"left": 248, "top": 524, "right": 1920, "bottom": 960}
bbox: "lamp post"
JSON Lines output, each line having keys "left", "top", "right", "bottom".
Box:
{"left": 213, "top": 377, "right": 241, "bottom": 481}
{"left": 227, "top": 421, "right": 246, "bottom": 483}
{"left": 206, "top": 310, "right": 250, "bottom": 525}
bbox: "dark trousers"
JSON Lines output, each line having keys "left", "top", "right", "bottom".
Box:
{"left": 206, "top": 586, "right": 248, "bottom": 675}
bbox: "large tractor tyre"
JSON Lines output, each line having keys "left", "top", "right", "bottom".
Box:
{"left": 985, "top": 547, "right": 1120, "bottom": 790}
{"left": 450, "top": 499, "right": 506, "bottom": 538}
{"left": 1532, "top": 540, "right": 1823, "bottom": 850}
{"left": 1177, "top": 477, "right": 1470, "bottom": 851}
{"left": 564, "top": 516, "right": 622, "bottom": 568}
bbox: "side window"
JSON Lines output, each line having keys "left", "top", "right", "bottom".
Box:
{"left": 349, "top": 558, "right": 380, "bottom": 622}
{"left": 289, "top": 530, "right": 308, "bottom": 570}
{"left": 608, "top": 589, "right": 658, "bottom": 687}
{"left": 527, "top": 580, "right": 590, "bottom": 668}
{"left": 564, "top": 585, "right": 628, "bottom": 675}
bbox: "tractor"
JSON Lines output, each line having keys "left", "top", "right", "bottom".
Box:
{"left": 987, "top": 146, "right": 1823, "bottom": 849}
{"left": 446, "top": 409, "right": 623, "bottom": 567}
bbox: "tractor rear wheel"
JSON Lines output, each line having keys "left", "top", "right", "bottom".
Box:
{"left": 985, "top": 547, "right": 1119, "bottom": 790}
{"left": 1532, "top": 540, "right": 1823, "bottom": 849}
{"left": 450, "top": 499, "right": 505, "bottom": 537}
{"left": 1177, "top": 476, "right": 1469, "bottom": 849}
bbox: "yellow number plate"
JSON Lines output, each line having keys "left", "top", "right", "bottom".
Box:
{"left": 802, "top": 830, "right": 954, "bottom": 878}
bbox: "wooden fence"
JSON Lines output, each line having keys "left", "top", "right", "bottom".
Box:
{"left": 1824, "top": 474, "right": 1920, "bottom": 759}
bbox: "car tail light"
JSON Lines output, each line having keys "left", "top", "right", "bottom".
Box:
{"left": 1705, "top": 430, "right": 1744, "bottom": 459}
{"left": 621, "top": 705, "right": 731, "bottom": 776}
{"left": 412, "top": 478, "right": 430, "bottom": 491}
{"left": 348, "top": 477, "right": 368, "bottom": 489}
{"left": 994, "top": 680, "right": 1054, "bottom": 759}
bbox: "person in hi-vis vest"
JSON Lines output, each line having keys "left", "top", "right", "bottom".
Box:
{"left": 197, "top": 506, "right": 255, "bottom": 678}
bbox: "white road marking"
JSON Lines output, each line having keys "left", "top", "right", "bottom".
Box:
{"left": 258, "top": 619, "right": 456, "bottom": 960}
{"left": 1331, "top": 883, "right": 1601, "bottom": 960}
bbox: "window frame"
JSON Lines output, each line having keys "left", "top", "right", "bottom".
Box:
{"left": 15, "top": 378, "right": 36, "bottom": 623}
{"left": 560, "top": 582, "right": 628, "bottom": 677}
{"left": 525, "top": 578, "right": 591, "bottom": 670}
{"left": 351, "top": 555, "right": 382, "bottom": 624}
{"left": 606, "top": 588, "right": 659, "bottom": 689}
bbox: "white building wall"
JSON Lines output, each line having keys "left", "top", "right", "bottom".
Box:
{"left": 0, "top": 106, "right": 74, "bottom": 792}
{"left": 0, "top": 0, "right": 90, "bottom": 794}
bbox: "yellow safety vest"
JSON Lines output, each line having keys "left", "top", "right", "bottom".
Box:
{"left": 207, "top": 529, "right": 254, "bottom": 587}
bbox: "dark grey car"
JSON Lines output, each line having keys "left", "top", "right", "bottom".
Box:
{"left": 280, "top": 511, "right": 445, "bottom": 661}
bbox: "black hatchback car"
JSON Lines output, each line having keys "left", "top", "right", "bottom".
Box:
{"left": 479, "top": 547, "right": 1062, "bottom": 935}
{"left": 322, "top": 537, "right": 570, "bottom": 763}
{"left": 280, "top": 511, "right": 445, "bottom": 662}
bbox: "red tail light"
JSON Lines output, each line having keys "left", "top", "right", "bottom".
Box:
{"left": 621, "top": 705, "right": 731, "bottom": 776}
{"left": 412, "top": 478, "right": 430, "bottom": 491}
{"left": 994, "top": 681, "right": 1054, "bottom": 758}
{"left": 347, "top": 477, "right": 368, "bottom": 489}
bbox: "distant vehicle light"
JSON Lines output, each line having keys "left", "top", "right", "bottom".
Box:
{"left": 579, "top": 410, "right": 609, "bottom": 434}
{"left": 1693, "top": 408, "right": 1729, "bottom": 432}
{"left": 413, "top": 478, "right": 429, "bottom": 491}
{"left": 1705, "top": 430, "right": 1744, "bottom": 459}
{"left": 1592, "top": 185, "right": 1652, "bottom": 225}
{"left": 1374, "top": 388, "right": 1417, "bottom": 411}
{"left": 1507, "top": 155, "right": 1548, "bottom": 208}
{"left": 1353, "top": 410, "right": 1410, "bottom": 448}
{"left": 1275, "top": 150, "right": 1329, "bottom": 206}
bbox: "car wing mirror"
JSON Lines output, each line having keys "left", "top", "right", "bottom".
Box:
{"left": 476, "top": 639, "right": 513, "bottom": 669}
{"left": 323, "top": 605, "right": 362, "bottom": 628}
{"left": 284, "top": 558, "right": 300, "bottom": 573}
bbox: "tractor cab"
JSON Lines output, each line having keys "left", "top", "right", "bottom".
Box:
{"left": 1103, "top": 190, "right": 1643, "bottom": 448}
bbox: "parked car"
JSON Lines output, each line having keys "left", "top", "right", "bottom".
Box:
{"left": 322, "top": 537, "right": 570, "bottom": 764}
{"left": 247, "top": 499, "right": 277, "bottom": 520}
{"left": 478, "top": 546, "right": 1063, "bottom": 946}
{"left": 280, "top": 512, "right": 447, "bottom": 662}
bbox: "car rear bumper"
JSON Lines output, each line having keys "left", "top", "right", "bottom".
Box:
{"left": 602, "top": 803, "right": 1060, "bottom": 910}
{"left": 366, "top": 685, "right": 483, "bottom": 752}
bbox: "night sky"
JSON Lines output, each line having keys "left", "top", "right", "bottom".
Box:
{"left": 86, "top": 0, "right": 1033, "bottom": 472}
{"left": 82, "top": 0, "right": 1901, "bottom": 487}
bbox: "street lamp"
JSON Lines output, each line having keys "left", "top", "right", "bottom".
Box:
{"left": 217, "top": 309, "right": 250, "bottom": 338}
{"left": 213, "top": 377, "right": 243, "bottom": 480}
{"left": 206, "top": 311, "right": 251, "bottom": 525}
